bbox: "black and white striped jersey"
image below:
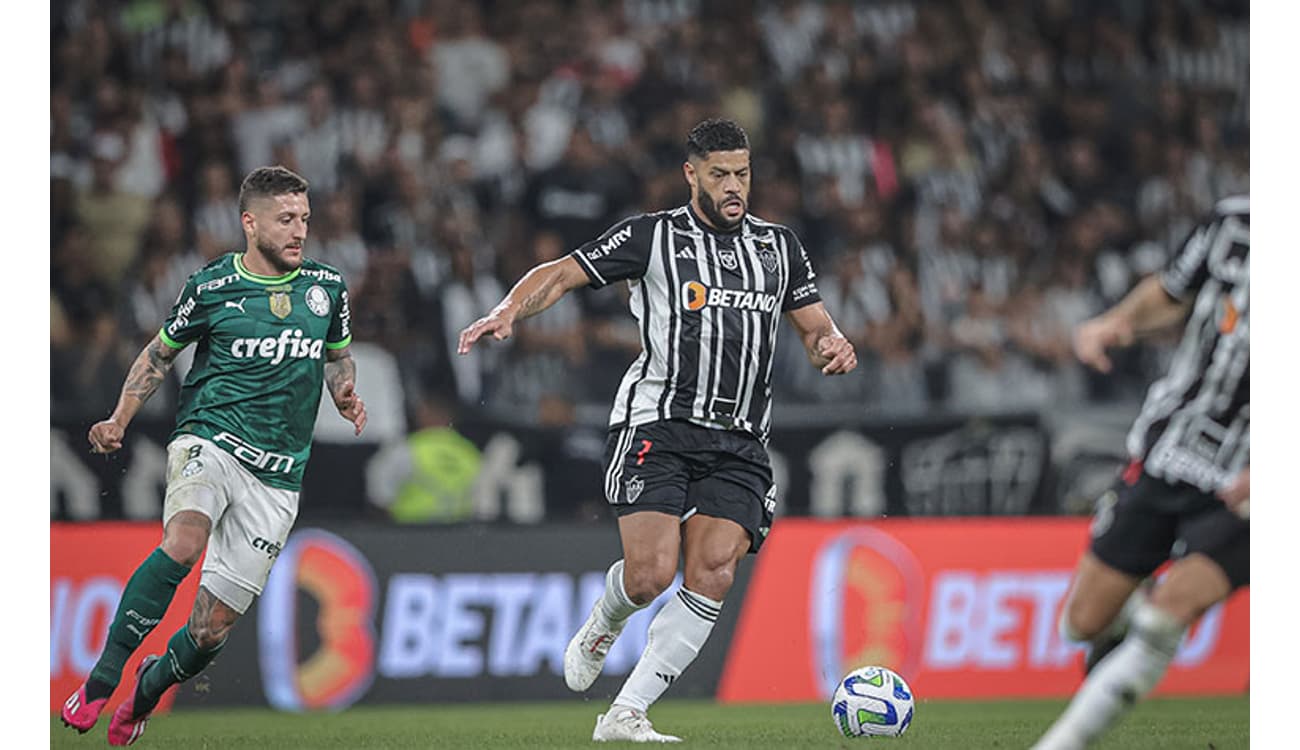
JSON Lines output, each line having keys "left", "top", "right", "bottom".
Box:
{"left": 570, "top": 204, "right": 822, "bottom": 441}
{"left": 1127, "top": 195, "right": 1249, "bottom": 492}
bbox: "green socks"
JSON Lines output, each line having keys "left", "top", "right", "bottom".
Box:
{"left": 136, "top": 626, "right": 225, "bottom": 711}
{"left": 86, "top": 548, "right": 191, "bottom": 700}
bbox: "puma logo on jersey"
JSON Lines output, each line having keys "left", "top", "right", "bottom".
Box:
{"left": 230, "top": 329, "right": 324, "bottom": 364}
{"left": 225, "top": 298, "right": 247, "bottom": 313}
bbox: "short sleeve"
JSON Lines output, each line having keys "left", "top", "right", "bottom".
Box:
{"left": 326, "top": 282, "right": 352, "bottom": 349}
{"left": 782, "top": 231, "right": 823, "bottom": 312}
{"left": 159, "top": 276, "right": 207, "bottom": 349}
{"left": 569, "top": 215, "right": 654, "bottom": 288}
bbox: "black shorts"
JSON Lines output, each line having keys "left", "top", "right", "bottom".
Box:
{"left": 603, "top": 420, "right": 776, "bottom": 553}
{"left": 1089, "top": 462, "right": 1249, "bottom": 590}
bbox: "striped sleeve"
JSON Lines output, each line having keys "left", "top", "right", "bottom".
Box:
{"left": 570, "top": 215, "right": 655, "bottom": 288}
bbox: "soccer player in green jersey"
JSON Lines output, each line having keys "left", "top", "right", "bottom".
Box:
{"left": 60, "top": 166, "right": 367, "bottom": 746}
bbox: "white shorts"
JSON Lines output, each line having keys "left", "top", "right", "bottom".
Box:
{"left": 163, "top": 434, "right": 299, "bottom": 614}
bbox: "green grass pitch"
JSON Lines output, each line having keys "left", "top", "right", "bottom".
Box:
{"left": 50, "top": 696, "right": 1248, "bottom": 749}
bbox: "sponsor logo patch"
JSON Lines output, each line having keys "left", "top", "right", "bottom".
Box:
{"left": 585, "top": 224, "right": 633, "bottom": 261}
{"left": 681, "top": 281, "right": 778, "bottom": 312}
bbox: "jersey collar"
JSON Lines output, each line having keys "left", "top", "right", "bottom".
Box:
{"left": 234, "top": 253, "right": 302, "bottom": 284}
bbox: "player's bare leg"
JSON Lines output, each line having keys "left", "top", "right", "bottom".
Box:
{"left": 1059, "top": 552, "right": 1143, "bottom": 642}
{"left": 1056, "top": 551, "right": 1148, "bottom": 673}
{"left": 62, "top": 511, "right": 207, "bottom": 733}
{"left": 594, "top": 515, "right": 748, "bottom": 743}
{"left": 567, "top": 512, "right": 680, "bottom": 692}
{"left": 1033, "top": 554, "right": 1232, "bottom": 750}
{"left": 108, "top": 581, "right": 241, "bottom": 746}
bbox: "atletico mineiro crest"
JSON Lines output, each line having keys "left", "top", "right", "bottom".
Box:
{"left": 267, "top": 284, "right": 293, "bottom": 319}
{"left": 757, "top": 243, "right": 779, "bottom": 273}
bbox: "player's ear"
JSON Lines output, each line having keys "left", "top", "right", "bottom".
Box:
{"left": 683, "top": 160, "right": 697, "bottom": 192}
{"left": 241, "top": 210, "right": 256, "bottom": 237}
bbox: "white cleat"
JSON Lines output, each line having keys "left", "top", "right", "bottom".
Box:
{"left": 564, "top": 604, "right": 625, "bottom": 691}
{"left": 592, "top": 706, "right": 681, "bottom": 743}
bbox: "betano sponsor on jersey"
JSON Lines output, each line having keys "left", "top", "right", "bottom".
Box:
{"left": 229, "top": 329, "right": 325, "bottom": 364}
{"left": 681, "top": 281, "right": 779, "bottom": 312}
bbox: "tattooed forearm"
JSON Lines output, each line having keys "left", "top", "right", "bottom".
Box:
{"left": 122, "top": 337, "right": 176, "bottom": 405}
{"left": 517, "top": 274, "right": 559, "bottom": 319}
{"left": 325, "top": 351, "right": 356, "bottom": 399}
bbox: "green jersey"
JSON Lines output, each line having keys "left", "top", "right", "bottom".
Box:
{"left": 159, "top": 253, "right": 352, "bottom": 490}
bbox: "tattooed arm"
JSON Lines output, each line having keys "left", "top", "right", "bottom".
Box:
{"left": 88, "top": 334, "right": 181, "bottom": 454}
{"left": 326, "top": 346, "right": 367, "bottom": 436}
{"left": 457, "top": 255, "right": 590, "bottom": 354}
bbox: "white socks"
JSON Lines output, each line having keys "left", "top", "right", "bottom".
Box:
{"left": 598, "top": 559, "right": 645, "bottom": 625}
{"left": 1035, "top": 602, "right": 1186, "bottom": 749}
{"left": 613, "top": 587, "right": 722, "bottom": 712}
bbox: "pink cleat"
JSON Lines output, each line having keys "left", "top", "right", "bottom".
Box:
{"left": 107, "top": 655, "right": 161, "bottom": 747}
{"left": 60, "top": 683, "right": 108, "bottom": 733}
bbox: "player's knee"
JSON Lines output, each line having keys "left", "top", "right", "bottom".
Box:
{"left": 622, "top": 557, "right": 676, "bottom": 604}
{"left": 161, "top": 529, "right": 208, "bottom": 567}
{"left": 683, "top": 559, "right": 736, "bottom": 602}
{"left": 1060, "top": 596, "right": 1110, "bottom": 642}
{"left": 1147, "top": 562, "right": 1228, "bottom": 628}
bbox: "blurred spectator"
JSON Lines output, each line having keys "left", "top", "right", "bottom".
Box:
{"left": 192, "top": 160, "right": 243, "bottom": 251}
{"left": 430, "top": 2, "right": 510, "bottom": 130}
{"left": 523, "top": 126, "right": 639, "bottom": 251}
{"left": 75, "top": 130, "right": 153, "bottom": 284}
{"left": 366, "top": 395, "right": 481, "bottom": 523}
{"left": 440, "top": 244, "right": 506, "bottom": 406}
{"left": 494, "top": 231, "right": 590, "bottom": 411}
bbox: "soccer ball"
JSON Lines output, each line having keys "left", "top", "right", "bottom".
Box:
{"left": 831, "top": 666, "right": 915, "bottom": 738}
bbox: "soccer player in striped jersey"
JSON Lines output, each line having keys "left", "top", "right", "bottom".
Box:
{"left": 459, "top": 119, "right": 857, "bottom": 742}
{"left": 1033, "top": 196, "right": 1249, "bottom": 750}
{"left": 61, "top": 167, "right": 367, "bottom": 746}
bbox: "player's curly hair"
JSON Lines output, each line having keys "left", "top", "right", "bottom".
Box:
{"left": 686, "top": 118, "right": 750, "bottom": 158}
{"left": 238, "top": 165, "right": 309, "bottom": 212}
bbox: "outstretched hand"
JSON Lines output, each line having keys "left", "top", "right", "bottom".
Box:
{"left": 88, "top": 419, "right": 126, "bottom": 454}
{"left": 333, "top": 381, "right": 368, "bottom": 436}
{"left": 458, "top": 312, "right": 514, "bottom": 355}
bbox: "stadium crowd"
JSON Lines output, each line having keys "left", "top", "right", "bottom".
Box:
{"left": 51, "top": 0, "right": 1249, "bottom": 427}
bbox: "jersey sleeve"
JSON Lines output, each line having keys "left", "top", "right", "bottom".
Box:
{"left": 1159, "top": 220, "right": 1214, "bottom": 302}
{"left": 569, "top": 215, "right": 654, "bottom": 288}
{"left": 782, "top": 231, "right": 823, "bottom": 312}
{"left": 158, "top": 275, "right": 208, "bottom": 349}
{"left": 326, "top": 281, "right": 353, "bottom": 349}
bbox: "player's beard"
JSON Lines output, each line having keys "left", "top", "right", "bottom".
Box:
{"left": 699, "top": 189, "right": 744, "bottom": 231}
{"left": 254, "top": 235, "right": 303, "bottom": 274}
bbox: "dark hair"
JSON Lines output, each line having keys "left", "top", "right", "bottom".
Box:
{"left": 238, "top": 166, "right": 309, "bottom": 212}
{"left": 686, "top": 118, "right": 750, "bottom": 159}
